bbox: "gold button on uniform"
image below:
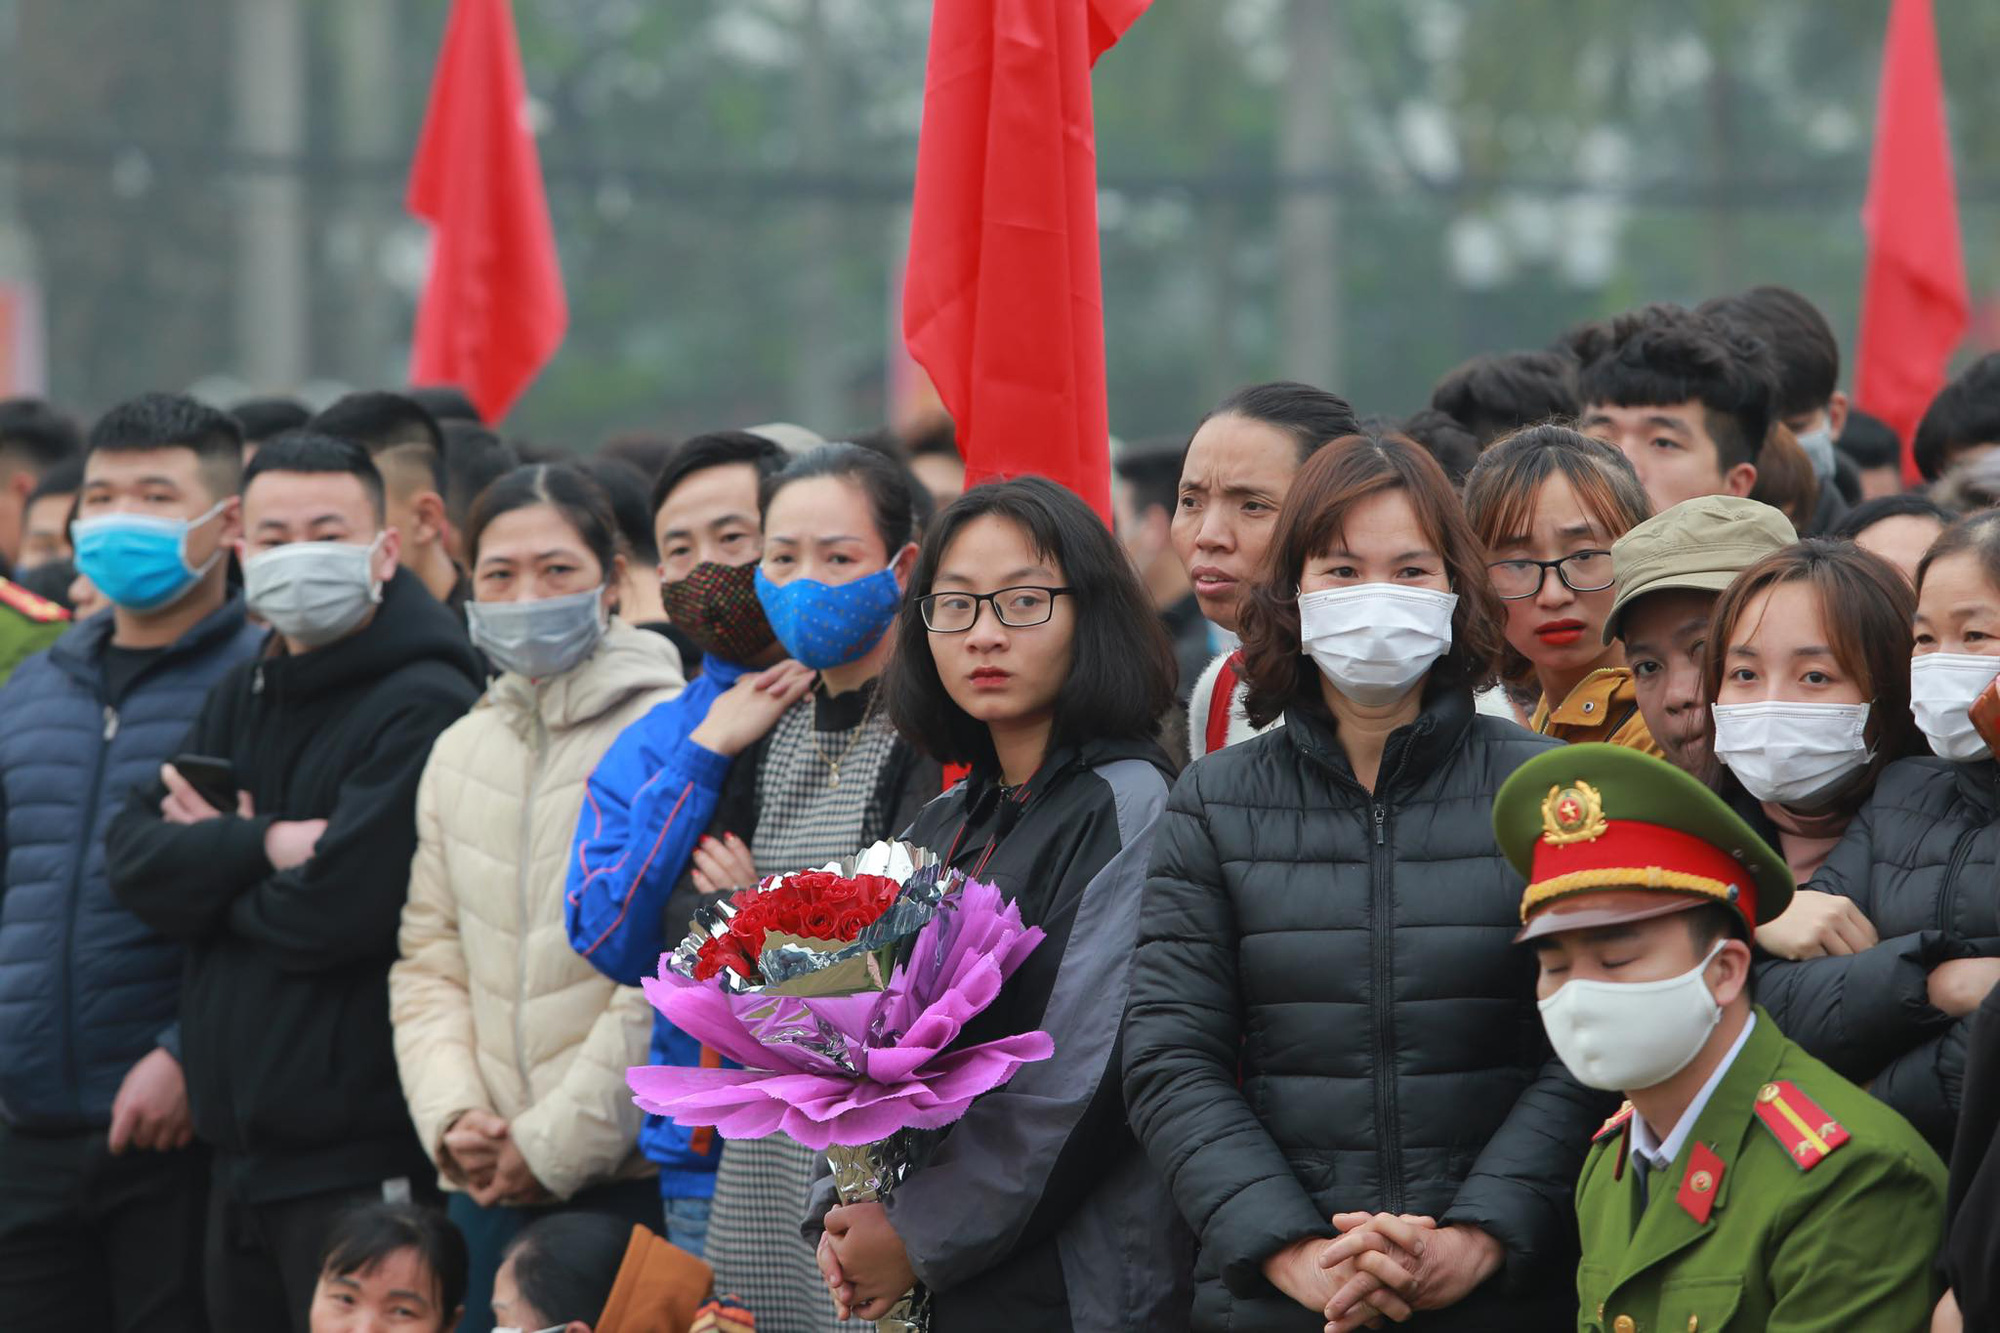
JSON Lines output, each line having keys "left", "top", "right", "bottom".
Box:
{"left": 1613, "top": 1317, "right": 1636, "bottom": 1333}
{"left": 1688, "top": 1316, "right": 1700, "bottom": 1332}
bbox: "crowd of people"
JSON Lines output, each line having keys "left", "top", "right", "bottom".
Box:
{"left": 5, "top": 282, "right": 2000, "bottom": 1333}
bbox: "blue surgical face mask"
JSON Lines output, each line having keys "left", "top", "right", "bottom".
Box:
{"left": 71, "top": 500, "right": 228, "bottom": 612}
{"left": 1795, "top": 423, "right": 1837, "bottom": 482}
{"left": 754, "top": 564, "right": 903, "bottom": 670}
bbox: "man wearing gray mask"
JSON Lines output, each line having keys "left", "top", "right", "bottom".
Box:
{"left": 107, "top": 432, "right": 484, "bottom": 1332}
{"left": 1699, "top": 286, "right": 1855, "bottom": 536}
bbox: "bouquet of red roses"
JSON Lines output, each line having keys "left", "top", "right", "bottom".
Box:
{"left": 692, "top": 869, "right": 905, "bottom": 982}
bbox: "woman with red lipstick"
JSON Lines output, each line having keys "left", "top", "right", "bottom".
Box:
{"left": 814, "top": 478, "right": 1188, "bottom": 1331}
{"left": 1171, "top": 381, "right": 1361, "bottom": 761}
{"left": 1464, "top": 424, "right": 1661, "bottom": 754}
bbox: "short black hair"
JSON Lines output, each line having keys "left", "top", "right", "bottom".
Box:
{"left": 761, "top": 442, "right": 918, "bottom": 556}
{"left": 596, "top": 432, "right": 678, "bottom": 483}
{"left": 1428, "top": 349, "right": 1581, "bottom": 447}
{"left": 87, "top": 392, "right": 245, "bottom": 499}
{"left": 440, "top": 420, "right": 519, "bottom": 532}
{"left": 1829, "top": 492, "right": 1957, "bottom": 543}
{"left": 1395, "top": 408, "right": 1481, "bottom": 487}
{"left": 407, "top": 384, "right": 483, "bottom": 425}
{"left": 0, "top": 397, "right": 81, "bottom": 470}
{"left": 230, "top": 396, "right": 311, "bottom": 443}
{"left": 904, "top": 418, "right": 958, "bottom": 462}
{"left": 1114, "top": 440, "right": 1184, "bottom": 518}
{"left": 465, "top": 463, "right": 622, "bottom": 576}
{"left": 576, "top": 457, "right": 656, "bottom": 563}
{"left": 1914, "top": 353, "right": 2000, "bottom": 483}
{"left": 1572, "top": 303, "right": 1777, "bottom": 472}
{"left": 312, "top": 391, "right": 445, "bottom": 455}
{"left": 885, "top": 476, "right": 1175, "bottom": 769}
{"left": 1686, "top": 901, "right": 1750, "bottom": 951}
{"left": 25, "top": 456, "right": 83, "bottom": 508}
{"left": 501, "top": 1213, "right": 629, "bottom": 1327}
{"left": 318, "top": 1202, "right": 468, "bottom": 1323}
{"left": 649, "top": 430, "right": 789, "bottom": 522}
{"left": 1698, "top": 286, "right": 1839, "bottom": 420}
{"left": 1202, "top": 381, "right": 1362, "bottom": 465}
{"left": 243, "top": 430, "right": 387, "bottom": 523}
{"left": 1837, "top": 409, "right": 1901, "bottom": 473}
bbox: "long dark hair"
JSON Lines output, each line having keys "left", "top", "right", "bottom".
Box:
{"left": 1703, "top": 539, "right": 1923, "bottom": 816}
{"left": 501, "top": 1213, "right": 628, "bottom": 1327}
{"left": 1238, "top": 431, "right": 1507, "bottom": 727}
{"left": 884, "top": 477, "right": 1174, "bottom": 770}
{"left": 761, "top": 442, "right": 918, "bottom": 557}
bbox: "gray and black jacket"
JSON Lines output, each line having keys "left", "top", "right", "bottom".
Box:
{"left": 1125, "top": 686, "right": 1603, "bottom": 1332}
{"left": 812, "top": 736, "right": 1192, "bottom": 1332}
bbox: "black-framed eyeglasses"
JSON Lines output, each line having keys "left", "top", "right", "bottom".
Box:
{"left": 1487, "top": 550, "right": 1615, "bottom": 601}
{"left": 918, "top": 585, "right": 1073, "bottom": 633}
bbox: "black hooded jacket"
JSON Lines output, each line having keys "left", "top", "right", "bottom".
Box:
{"left": 108, "top": 569, "right": 482, "bottom": 1201}
{"left": 1125, "top": 686, "right": 1606, "bottom": 1331}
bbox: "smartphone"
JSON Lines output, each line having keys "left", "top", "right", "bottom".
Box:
{"left": 171, "top": 753, "right": 238, "bottom": 811}
{"left": 1973, "top": 678, "right": 2000, "bottom": 757}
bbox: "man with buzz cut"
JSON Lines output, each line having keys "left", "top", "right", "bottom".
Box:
{"left": 1499, "top": 744, "right": 1945, "bottom": 1332}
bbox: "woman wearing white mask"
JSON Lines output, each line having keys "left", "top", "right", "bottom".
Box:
{"left": 1706, "top": 540, "right": 1923, "bottom": 892}
{"left": 1755, "top": 510, "right": 2000, "bottom": 1159}
{"left": 389, "top": 465, "right": 687, "bottom": 1333}
{"left": 1126, "top": 432, "right": 1602, "bottom": 1332}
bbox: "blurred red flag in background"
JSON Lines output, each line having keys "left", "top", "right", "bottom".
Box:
{"left": 901, "top": 0, "right": 1150, "bottom": 524}
{"left": 408, "top": 0, "right": 567, "bottom": 424}
{"left": 1855, "top": 0, "right": 1966, "bottom": 483}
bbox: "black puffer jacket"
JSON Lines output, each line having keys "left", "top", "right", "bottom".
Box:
{"left": 1756, "top": 756, "right": 1994, "bottom": 1156}
{"left": 1124, "top": 686, "right": 1606, "bottom": 1332}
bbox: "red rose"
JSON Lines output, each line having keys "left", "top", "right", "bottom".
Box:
{"left": 833, "top": 909, "right": 872, "bottom": 938}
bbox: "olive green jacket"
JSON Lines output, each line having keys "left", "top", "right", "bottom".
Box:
{"left": 0, "top": 578, "right": 67, "bottom": 684}
{"left": 1576, "top": 1006, "right": 1945, "bottom": 1333}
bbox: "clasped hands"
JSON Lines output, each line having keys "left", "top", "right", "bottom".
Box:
{"left": 441, "top": 1109, "right": 553, "bottom": 1208}
{"left": 1265, "top": 1213, "right": 1503, "bottom": 1333}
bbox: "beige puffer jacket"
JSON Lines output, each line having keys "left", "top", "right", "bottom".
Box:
{"left": 390, "top": 619, "right": 685, "bottom": 1200}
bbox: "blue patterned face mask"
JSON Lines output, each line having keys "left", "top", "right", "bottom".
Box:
{"left": 754, "top": 564, "right": 904, "bottom": 670}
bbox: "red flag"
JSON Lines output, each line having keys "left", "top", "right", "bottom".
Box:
{"left": 1855, "top": 0, "right": 1967, "bottom": 483}
{"left": 902, "top": 0, "right": 1150, "bottom": 524}
{"left": 407, "top": 0, "right": 567, "bottom": 423}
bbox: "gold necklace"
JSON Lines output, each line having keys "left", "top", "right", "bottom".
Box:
{"left": 811, "top": 703, "right": 875, "bottom": 788}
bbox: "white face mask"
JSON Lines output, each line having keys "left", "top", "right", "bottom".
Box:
{"left": 243, "top": 535, "right": 384, "bottom": 648}
{"left": 1794, "top": 424, "right": 1837, "bottom": 481}
{"left": 1298, "top": 584, "right": 1457, "bottom": 706}
{"left": 1711, "top": 700, "right": 1873, "bottom": 806}
{"left": 1540, "top": 941, "right": 1726, "bottom": 1092}
{"left": 1909, "top": 651, "right": 2000, "bottom": 761}
{"left": 466, "top": 585, "right": 607, "bottom": 680}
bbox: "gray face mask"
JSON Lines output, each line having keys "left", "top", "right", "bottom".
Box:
{"left": 243, "top": 536, "right": 384, "bottom": 648}
{"left": 1795, "top": 424, "right": 1837, "bottom": 482}
{"left": 466, "top": 585, "right": 607, "bottom": 679}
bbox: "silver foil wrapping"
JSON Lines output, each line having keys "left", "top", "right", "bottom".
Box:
{"left": 826, "top": 1131, "right": 933, "bottom": 1333}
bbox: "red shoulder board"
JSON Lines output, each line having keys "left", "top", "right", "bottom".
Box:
{"left": 0, "top": 578, "right": 67, "bottom": 624}
{"left": 1754, "top": 1080, "right": 1850, "bottom": 1172}
{"left": 1676, "top": 1141, "right": 1725, "bottom": 1224}
{"left": 1593, "top": 1101, "right": 1635, "bottom": 1143}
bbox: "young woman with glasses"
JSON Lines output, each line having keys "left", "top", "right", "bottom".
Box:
{"left": 812, "top": 478, "right": 1190, "bottom": 1331}
{"left": 1464, "top": 424, "right": 1660, "bottom": 752}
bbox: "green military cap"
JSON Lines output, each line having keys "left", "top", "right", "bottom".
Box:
{"left": 1602, "top": 496, "right": 1797, "bottom": 644}
{"left": 1494, "top": 742, "right": 1793, "bottom": 943}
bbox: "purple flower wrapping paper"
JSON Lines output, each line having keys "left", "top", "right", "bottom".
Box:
{"left": 628, "top": 876, "right": 1055, "bottom": 1151}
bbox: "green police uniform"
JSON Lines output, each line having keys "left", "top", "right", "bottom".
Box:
{"left": 1494, "top": 744, "right": 1949, "bottom": 1333}
{"left": 0, "top": 576, "right": 67, "bottom": 683}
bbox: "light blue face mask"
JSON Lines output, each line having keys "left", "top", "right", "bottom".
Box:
{"left": 71, "top": 500, "right": 228, "bottom": 612}
{"left": 1794, "top": 424, "right": 1837, "bottom": 482}
{"left": 754, "top": 564, "right": 903, "bottom": 670}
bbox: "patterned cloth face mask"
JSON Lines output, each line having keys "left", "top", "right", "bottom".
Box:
{"left": 660, "top": 560, "right": 778, "bottom": 665}
{"left": 754, "top": 564, "right": 903, "bottom": 671}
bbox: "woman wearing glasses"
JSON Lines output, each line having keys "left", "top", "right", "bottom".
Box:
{"left": 1124, "top": 432, "right": 1595, "bottom": 1331}
{"left": 1464, "top": 424, "right": 1661, "bottom": 753}
{"left": 814, "top": 478, "right": 1188, "bottom": 1331}
{"left": 693, "top": 442, "right": 943, "bottom": 1332}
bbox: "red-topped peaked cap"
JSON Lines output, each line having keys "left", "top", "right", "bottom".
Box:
{"left": 1493, "top": 744, "right": 1794, "bottom": 944}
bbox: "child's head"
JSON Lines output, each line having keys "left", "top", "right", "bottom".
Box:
{"left": 309, "top": 1202, "right": 467, "bottom": 1333}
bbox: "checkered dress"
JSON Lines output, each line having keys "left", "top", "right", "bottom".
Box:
{"left": 705, "top": 689, "right": 905, "bottom": 1332}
